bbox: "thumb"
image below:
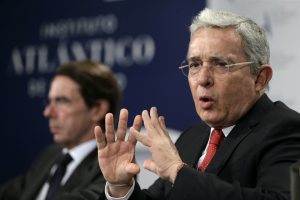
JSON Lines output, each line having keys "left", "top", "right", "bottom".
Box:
{"left": 143, "top": 159, "right": 158, "bottom": 174}
{"left": 126, "top": 163, "right": 140, "bottom": 175}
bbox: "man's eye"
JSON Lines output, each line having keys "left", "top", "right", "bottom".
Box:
{"left": 55, "top": 97, "right": 69, "bottom": 104}
{"left": 189, "top": 62, "right": 201, "bottom": 69}
{"left": 212, "top": 60, "right": 227, "bottom": 67}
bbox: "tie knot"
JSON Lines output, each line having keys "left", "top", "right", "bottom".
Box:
{"left": 209, "top": 129, "right": 224, "bottom": 146}
{"left": 57, "top": 153, "right": 73, "bottom": 167}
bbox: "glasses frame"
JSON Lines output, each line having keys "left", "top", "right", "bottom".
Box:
{"left": 179, "top": 60, "right": 254, "bottom": 77}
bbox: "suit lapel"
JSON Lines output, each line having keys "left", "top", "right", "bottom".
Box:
{"left": 205, "top": 94, "right": 273, "bottom": 175}
{"left": 22, "top": 146, "right": 62, "bottom": 200}
{"left": 61, "top": 148, "right": 98, "bottom": 191}
{"left": 179, "top": 125, "right": 211, "bottom": 169}
{"left": 205, "top": 123, "right": 253, "bottom": 174}
{"left": 22, "top": 165, "right": 52, "bottom": 200}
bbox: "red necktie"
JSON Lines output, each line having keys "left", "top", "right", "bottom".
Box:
{"left": 199, "top": 129, "right": 224, "bottom": 172}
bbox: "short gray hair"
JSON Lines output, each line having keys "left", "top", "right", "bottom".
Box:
{"left": 190, "top": 8, "right": 269, "bottom": 74}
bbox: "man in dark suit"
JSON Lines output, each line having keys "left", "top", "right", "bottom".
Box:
{"left": 0, "top": 60, "right": 121, "bottom": 200}
{"left": 94, "top": 8, "right": 300, "bottom": 200}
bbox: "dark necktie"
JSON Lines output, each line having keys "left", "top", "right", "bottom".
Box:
{"left": 45, "top": 153, "right": 73, "bottom": 200}
{"left": 198, "top": 129, "right": 224, "bottom": 172}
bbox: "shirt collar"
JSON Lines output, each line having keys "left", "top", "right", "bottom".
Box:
{"left": 62, "top": 140, "right": 96, "bottom": 163}
{"left": 210, "top": 125, "right": 235, "bottom": 138}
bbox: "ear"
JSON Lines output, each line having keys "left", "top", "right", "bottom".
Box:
{"left": 255, "top": 64, "right": 273, "bottom": 93}
{"left": 90, "top": 99, "right": 110, "bottom": 123}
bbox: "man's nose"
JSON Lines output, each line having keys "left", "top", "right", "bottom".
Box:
{"left": 43, "top": 103, "right": 57, "bottom": 118}
{"left": 194, "top": 63, "right": 214, "bottom": 88}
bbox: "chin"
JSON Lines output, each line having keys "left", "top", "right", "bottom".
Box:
{"left": 53, "top": 135, "right": 65, "bottom": 144}
{"left": 199, "top": 112, "right": 222, "bottom": 126}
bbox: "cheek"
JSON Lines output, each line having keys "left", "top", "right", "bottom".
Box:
{"left": 220, "top": 77, "right": 256, "bottom": 109}
{"left": 58, "top": 111, "right": 72, "bottom": 123}
{"left": 70, "top": 110, "right": 93, "bottom": 128}
{"left": 188, "top": 79, "right": 197, "bottom": 98}
{"left": 66, "top": 113, "right": 85, "bottom": 126}
{"left": 58, "top": 110, "right": 81, "bottom": 128}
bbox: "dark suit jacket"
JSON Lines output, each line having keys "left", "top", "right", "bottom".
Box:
{"left": 124, "top": 94, "right": 300, "bottom": 200}
{"left": 0, "top": 143, "right": 105, "bottom": 200}
{"left": 290, "top": 160, "right": 300, "bottom": 200}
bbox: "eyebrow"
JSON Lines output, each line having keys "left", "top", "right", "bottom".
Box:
{"left": 48, "top": 96, "right": 72, "bottom": 102}
{"left": 188, "top": 56, "right": 230, "bottom": 62}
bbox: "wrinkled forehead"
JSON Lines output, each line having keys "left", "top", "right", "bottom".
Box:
{"left": 187, "top": 27, "right": 244, "bottom": 61}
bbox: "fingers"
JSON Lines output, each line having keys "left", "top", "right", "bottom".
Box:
{"left": 143, "top": 107, "right": 168, "bottom": 136}
{"left": 130, "top": 126, "right": 151, "bottom": 147}
{"left": 133, "top": 107, "right": 170, "bottom": 147}
{"left": 128, "top": 115, "right": 142, "bottom": 145}
{"left": 142, "top": 107, "right": 159, "bottom": 132}
{"left": 105, "top": 113, "right": 115, "bottom": 143}
{"left": 116, "top": 109, "right": 129, "bottom": 141}
{"left": 100, "top": 107, "right": 168, "bottom": 148}
{"left": 133, "top": 115, "right": 143, "bottom": 131}
{"left": 158, "top": 116, "right": 169, "bottom": 136}
{"left": 94, "top": 126, "right": 105, "bottom": 149}
{"left": 150, "top": 106, "right": 159, "bottom": 122}
{"left": 141, "top": 110, "right": 151, "bottom": 129}
{"left": 100, "top": 109, "right": 142, "bottom": 146}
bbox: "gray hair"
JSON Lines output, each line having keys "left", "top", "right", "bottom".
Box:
{"left": 190, "top": 8, "right": 269, "bottom": 74}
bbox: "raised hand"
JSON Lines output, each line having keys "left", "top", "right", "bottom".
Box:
{"left": 95, "top": 109, "right": 142, "bottom": 196}
{"left": 130, "top": 107, "right": 183, "bottom": 183}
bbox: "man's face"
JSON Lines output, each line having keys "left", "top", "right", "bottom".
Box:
{"left": 188, "top": 27, "right": 260, "bottom": 128}
{"left": 44, "top": 76, "right": 97, "bottom": 149}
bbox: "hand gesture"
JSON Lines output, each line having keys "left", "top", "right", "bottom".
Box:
{"left": 94, "top": 109, "right": 142, "bottom": 196}
{"left": 130, "top": 107, "right": 183, "bottom": 183}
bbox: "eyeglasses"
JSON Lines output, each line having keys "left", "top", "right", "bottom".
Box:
{"left": 179, "top": 58, "right": 254, "bottom": 77}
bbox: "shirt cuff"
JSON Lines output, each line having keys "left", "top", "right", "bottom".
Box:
{"left": 105, "top": 180, "right": 135, "bottom": 200}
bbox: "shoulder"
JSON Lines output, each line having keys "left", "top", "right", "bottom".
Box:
{"left": 37, "top": 144, "right": 62, "bottom": 158}
{"left": 270, "top": 100, "right": 300, "bottom": 121}
{"left": 244, "top": 94, "right": 300, "bottom": 128}
{"left": 31, "top": 144, "right": 62, "bottom": 166}
{"left": 247, "top": 97, "right": 300, "bottom": 144}
{"left": 258, "top": 98, "right": 300, "bottom": 130}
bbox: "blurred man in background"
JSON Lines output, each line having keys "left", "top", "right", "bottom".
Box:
{"left": 0, "top": 60, "right": 121, "bottom": 200}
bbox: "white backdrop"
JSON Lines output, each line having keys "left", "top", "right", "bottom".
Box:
{"left": 208, "top": 0, "right": 300, "bottom": 112}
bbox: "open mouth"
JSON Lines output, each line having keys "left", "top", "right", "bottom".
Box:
{"left": 199, "top": 96, "right": 212, "bottom": 102}
{"left": 198, "top": 96, "right": 214, "bottom": 109}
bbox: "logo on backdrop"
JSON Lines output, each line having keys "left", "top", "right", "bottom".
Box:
{"left": 8, "top": 14, "right": 156, "bottom": 98}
